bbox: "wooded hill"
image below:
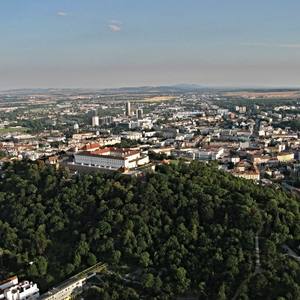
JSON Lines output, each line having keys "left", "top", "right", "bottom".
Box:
{"left": 0, "top": 160, "right": 299, "bottom": 299}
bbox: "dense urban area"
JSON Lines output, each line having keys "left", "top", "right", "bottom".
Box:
{"left": 1, "top": 87, "right": 300, "bottom": 299}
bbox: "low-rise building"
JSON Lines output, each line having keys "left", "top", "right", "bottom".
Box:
{"left": 277, "top": 152, "right": 294, "bottom": 162}
{"left": 171, "top": 147, "right": 224, "bottom": 161}
{"left": 40, "top": 277, "right": 86, "bottom": 300}
{"left": 40, "top": 263, "right": 106, "bottom": 300}
{"left": 0, "top": 276, "right": 39, "bottom": 300}
{"left": 195, "top": 147, "right": 224, "bottom": 160}
{"left": 121, "top": 131, "right": 143, "bottom": 140}
{"left": 98, "top": 136, "right": 121, "bottom": 146}
{"left": 231, "top": 161, "right": 260, "bottom": 181}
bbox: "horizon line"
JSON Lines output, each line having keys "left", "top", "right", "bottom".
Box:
{"left": 1, "top": 83, "right": 300, "bottom": 92}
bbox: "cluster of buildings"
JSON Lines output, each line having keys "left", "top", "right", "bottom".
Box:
{"left": 2, "top": 90, "right": 300, "bottom": 296}
{"left": 1, "top": 92, "right": 300, "bottom": 190}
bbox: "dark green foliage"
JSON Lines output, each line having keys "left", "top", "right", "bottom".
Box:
{"left": 79, "top": 274, "right": 140, "bottom": 300}
{"left": 114, "top": 138, "right": 139, "bottom": 148}
{"left": 148, "top": 151, "right": 169, "bottom": 161}
{"left": 276, "top": 119, "right": 300, "bottom": 131}
{"left": 0, "top": 160, "right": 299, "bottom": 299}
{"left": 18, "top": 119, "right": 50, "bottom": 133}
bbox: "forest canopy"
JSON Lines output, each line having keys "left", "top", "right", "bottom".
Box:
{"left": 0, "top": 160, "right": 299, "bottom": 299}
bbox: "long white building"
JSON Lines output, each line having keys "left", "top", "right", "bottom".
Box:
{"left": 74, "top": 147, "right": 149, "bottom": 170}
{"left": 39, "top": 277, "right": 86, "bottom": 300}
{"left": 40, "top": 262, "right": 106, "bottom": 300}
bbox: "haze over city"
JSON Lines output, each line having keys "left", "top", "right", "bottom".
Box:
{"left": 1, "top": 0, "right": 300, "bottom": 90}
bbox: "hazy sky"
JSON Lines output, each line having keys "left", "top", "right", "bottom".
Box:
{"left": 1, "top": 0, "right": 300, "bottom": 89}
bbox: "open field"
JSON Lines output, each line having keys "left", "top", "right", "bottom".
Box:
{"left": 138, "top": 96, "right": 176, "bottom": 103}
{"left": 0, "top": 127, "right": 28, "bottom": 134}
{"left": 223, "top": 90, "right": 300, "bottom": 99}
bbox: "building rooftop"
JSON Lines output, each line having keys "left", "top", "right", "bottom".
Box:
{"left": 76, "top": 147, "right": 140, "bottom": 160}
{"left": 0, "top": 276, "right": 18, "bottom": 287}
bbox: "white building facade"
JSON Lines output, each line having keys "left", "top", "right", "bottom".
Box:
{"left": 0, "top": 276, "right": 39, "bottom": 300}
{"left": 74, "top": 147, "right": 149, "bottom": 170}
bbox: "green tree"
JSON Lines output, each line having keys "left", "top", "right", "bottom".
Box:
{"left": 87, "top": 252, "right": 97, "bottom": 266}
{"left": 142, "top": 273, "right": 155, "bottom": 289}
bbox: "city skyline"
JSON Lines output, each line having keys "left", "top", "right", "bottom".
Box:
{"left": 1, "top": 0, "right": 300, "bottom": 89}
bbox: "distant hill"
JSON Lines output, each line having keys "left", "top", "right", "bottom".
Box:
{"left": 0, "top": 84, "right": 209, "bottom": 96}
{"left": 1, "top": 85, "right": 300, "bottom": 97}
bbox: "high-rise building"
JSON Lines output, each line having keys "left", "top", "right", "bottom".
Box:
{"left": 125, "top": 102, "right": 131, "bottom": 116}
{"left": 136, "top": 108, "right": 143, "bottom": 120}
{"left": 99, "top": 116, "right": 113, "bottom": 125}
{"left": 92, "top": 116, "right": 99, "bottom": 127}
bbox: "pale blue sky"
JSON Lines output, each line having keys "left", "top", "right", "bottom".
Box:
{"left": 1, "top": 0, "right": 300, "bottom": 89}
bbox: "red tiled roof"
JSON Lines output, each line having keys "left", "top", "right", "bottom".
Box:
{"left": 81, "top": 143, "right": 100, "bottom": 151}
{"left": 77, "top": 147, "right": 140, "bottom": 159}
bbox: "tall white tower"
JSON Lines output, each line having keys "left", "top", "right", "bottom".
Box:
{"left": 125, "top": 101, "right": 131, "bottom": 116}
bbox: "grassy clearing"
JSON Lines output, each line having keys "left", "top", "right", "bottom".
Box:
{"left": 0, "top": 127, "right": 28, "bottom": 134}
{"left": 134, "top": 96, "right": 176, "bottom": 103}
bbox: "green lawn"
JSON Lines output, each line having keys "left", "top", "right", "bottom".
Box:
{"left": 0, "top": 127, "right": 28, "bottom": 134}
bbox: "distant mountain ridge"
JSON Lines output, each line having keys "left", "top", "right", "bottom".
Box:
{"left": 1, "top": 84, "right": 300, "bottom": 96}
{"left": 0, "top": 84, "right": 208, "bottom": 95}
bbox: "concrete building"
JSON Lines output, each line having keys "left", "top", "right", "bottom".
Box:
{"left": 217, "top": 108, "right": 229, "bottom": 116}
{"left": 72, "top": 132, "right": 95, "bottom": 141}
{"left": 0, "top": 277, "right": 18, "bottom": 291}
{"left": 0, "top": 276, "right": 39, "bottom": 300}
{"left": 92, "top": 116, "right": 99, "bottom": 127}
{"left": 74, "top": 147, "right": 149, "bottom": 170}
{"left": 99, "top": 116, "right": 113, "bottom": 125}
{"left": 231, "top": 161, "right": 260, "bottom": 181}
{"left": 277, "top": 152, "right": 294, "bottom": 162}
{"left": 171, "top": 147, "right": 224, "bottom": 161}
{"left": 195, "top": 147, "right": 224, "bottom": 160}
{"left": 98, "top": 136, "right": 121, "bottom": 146}
{"left": 121, "top": 131, "right": 143, "bottom": 141}
{"left": 232, "top": 170, "right": 260, "bottom": 181}
{"left": 239, "top": 106, "right": 247, "bottom": 113}
{"left": 80, "top": 137, "right": 121, "bottom": 151}
{"left": 162, "top": 128, "right": 179, "bottom": 139}
{"left": 40, "top": 277, "right": 87, "bottom": 300}
{"left": 136, "top": 108, "right": 143, "bottom": 120}
{"left": 125, "top": 102, "right": 131, "bottom": 117}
